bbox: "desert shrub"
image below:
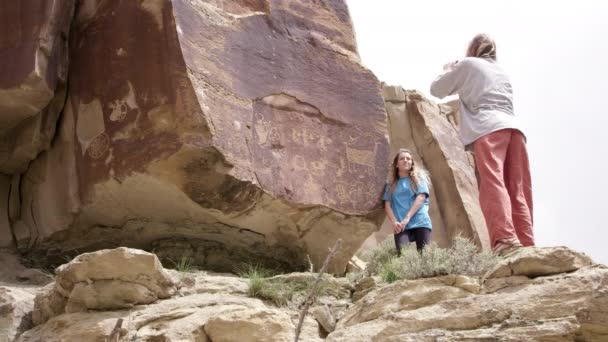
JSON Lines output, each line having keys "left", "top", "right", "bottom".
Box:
{"left": 168, "top": 254, "right": 196, "bottom": 273}
{"left": 237, "top": 264, "right": 333, "bottom": 307}
{"left": 366, "top": 235, "right": 500, "bottom": 281}
{"left": 361, "top": 236, "right": 397, "bottom": 276}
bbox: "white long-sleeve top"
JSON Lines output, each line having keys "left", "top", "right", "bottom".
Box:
{"left": 430, "top": 57, "right": 524, "bottom": 146}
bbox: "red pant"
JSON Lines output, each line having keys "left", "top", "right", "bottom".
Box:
{"left": 474, "top": 129, "right": 534, "bottom": 248}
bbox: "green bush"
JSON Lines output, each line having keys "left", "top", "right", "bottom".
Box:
{"left": 367, "top": 235, "right": 500, "bottom": 282}
{"left": 379, "top": 259, "right": 399, "bottom": 283}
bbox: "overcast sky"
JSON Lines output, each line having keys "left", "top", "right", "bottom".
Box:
{"left": 346, "top": 0, "right": 608, "bottom": 264}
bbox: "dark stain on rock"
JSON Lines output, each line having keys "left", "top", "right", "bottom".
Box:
{"left": 68, "top": 0, "right": 211, "bottom": 198}
{"left": 182, "top": 147, "right": 262, "bottom": 214}
{"left": 23, "top": 221, "right": 307, "bottom": 273}
{"left": 0, "top": 0, "right": 72, "bottom": 88}
{"left": 152, "top": 236, "right": 306, "bottom": 273}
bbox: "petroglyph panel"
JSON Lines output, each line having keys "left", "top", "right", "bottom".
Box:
{"left": 11, "top": 0, "right": 390, "bottom": 275}
{"left": 108, "top": 82, "right": 139, "bottom": 122}
{"left": 251, "top": 96, "right": 385, "bottom": 213}
{"left": 87, "top": 133, "right": 110, "bottom": 159}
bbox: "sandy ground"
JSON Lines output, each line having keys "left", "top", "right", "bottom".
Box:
{"left": 0, "top": 248, "right": 52, "bottom": 287}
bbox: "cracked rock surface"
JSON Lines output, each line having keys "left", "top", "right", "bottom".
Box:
{"left": 6, "top": 246, "right": 608, "bottom": 342}
{"left": 326, "top": 247, "right": 608, "bottom": 342}
{"left": 2, "top": 0, "right": 389, "bottom": 274}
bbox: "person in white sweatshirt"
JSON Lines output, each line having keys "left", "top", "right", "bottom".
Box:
{"left": 430, "top": 33, "right": 534, "bottom": 255}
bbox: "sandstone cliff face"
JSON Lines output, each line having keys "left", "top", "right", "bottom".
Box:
{"left": 0, "top": 0, "right": 74, "bottom": 175}
{"left": 1, "top": 0, "right": 389, "bottom": 273}
{"left": 0, "top": 0, "right": 75, "bottom": 250}
{"left": 361, "top": 86, "right": 489, "bottom": 252}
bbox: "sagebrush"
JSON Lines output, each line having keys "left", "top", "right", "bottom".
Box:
{"left": 365, "top": 235, "right": 500, "bottom": 282}
{"left": 360, "top": 236, "right": 397, "bottom": 276}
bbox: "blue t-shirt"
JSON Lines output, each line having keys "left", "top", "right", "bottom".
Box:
{"left": 382, "top": 176, "right": 432, "bottom": 230}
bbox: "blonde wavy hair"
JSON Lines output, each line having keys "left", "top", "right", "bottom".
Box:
{"left": 466, "top": 33, "right": 497, "bottom": 61}
{"left": 388, "top": 149, "right": 431, "bottom": 198}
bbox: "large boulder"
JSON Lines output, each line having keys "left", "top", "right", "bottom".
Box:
{"left": 484, "top": 246, "right": 594, "bottom": 279}
{"left": 32, "top": 247, "right": 176, "bottom": 325}
{"left": 21, "top": 292, "right": 323, "bottom": 342}
{"left": 0, "top": 0, "right": 75, "bottom": 174}
{"left": 361, "top": 86, "right": 489, "bottom": 251}
{"left": 338, "top": 274, "right": 478, "bottom": 329}
{"left": 31, "top": 283, "right": 66, "bottom": 327}
{"left": 0, "top": 285, "right": 36, "bottom": 342}
{"left": 10, "top": 0, "right": 389, "bottom": 274}
{"left": 12, "top": 247, "right": 608, "bottom": 342}
{"left": 327, "top": 248, "right": 608, "bottom": 341}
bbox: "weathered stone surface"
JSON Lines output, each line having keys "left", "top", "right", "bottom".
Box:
{"left": 338, "top": 275, "right": 478, "bottom": 329}
{"left": 20, "top": 292, "right": 304, "bottom": 342}
{"left": 11, "top": 109, "right": 79, "bottom": 253}
{"left": 0, "top": 285, "right": 36, "bottom": 342}
{"left": 0, "top": 175, "right": 14, "bottom": 248}
{"left": 0, "top": 174, "right": 23, "bottom": 249}
{"left": 358, "top": 317, "right": 580, "bottom": 342}
{"left": 172, "top": 270, "right": 249, "bottom": 297}
{"left": 65, "top": 280, "right": 158, "bottom": 313}
{"left": 0, "top": 250, "right": 44, "bottom": 341}
{"left": 346, "top": 255, "right": 366, "bottom": 273}
{"left": 205, "top": 308, "right": 295, "bottom": 342}
{"left": 18, "top": 311, "right": 127, "bottom": 342}
{"left": 484, "top": 246, "right": 594, "bottom": 279}
{"left": 351, "top": 275, "right": 377, "bottom": 302}
{"left": 482, "top": 275, "right": 530, "bottom": 294}
{"left": 442, "top": 98, "right": 461, "bottom": 129}
{"left": 0, "top": 0, "right": 75, "bottom": 174}
{"left": 13, "top": 0, "right": 389, "bottom": 274}
{"left": 126, "top": 294, "right": 274, "bottom": 342}
{"left": 327, "top": 262, "right": 608, "bottom": 341}
{"left": 31, "top": 247, "right": 176, "bottom": 324}
{"left": 360, "top": 85, "right": 448, "bottom": 250}
{"left": 8, "top": 247, "right": 608, "bottom": 342}
{"left": 54, "top": 248, "right": 175, "bottom": 299}
{"left": 312, "top": 305, "right": 336, "bottom": 333}
{"left": 16, "top": 269, "right": 54, "bottom": 287}
{"left": 404, "top": 88, "right": 488, "bottom": 249}
{"left": 360, "top": 86, "right": 488, "bottom": 252}
{"left": 0, "top": 249, "right": 29, "bottom": 283}
{"left": 0, "top": 89, "right": 68, "bottom": 175}
{"left": 31, "top": 283, "right": 66, "bottom": 326}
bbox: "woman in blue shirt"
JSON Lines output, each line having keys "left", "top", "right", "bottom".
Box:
{"left": 383, "top": 148, "right": 432, "bottom": 255}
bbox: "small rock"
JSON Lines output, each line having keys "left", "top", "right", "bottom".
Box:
{"left": 312, "top": 305, "right": 336, "bottom": 333}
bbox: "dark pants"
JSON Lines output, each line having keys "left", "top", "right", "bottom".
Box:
{"left": 394, "top": 227, "right": 431, "bottom": 256}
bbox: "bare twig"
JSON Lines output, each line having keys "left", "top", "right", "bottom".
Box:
{"left": 107, "top": 318, "right": 123, "bottom": 342}
{"left": 294, "top": 239, "right": 342, "bottom": 342}
{"left": 306, "top": 254, "right": 314, "bottom": 273}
